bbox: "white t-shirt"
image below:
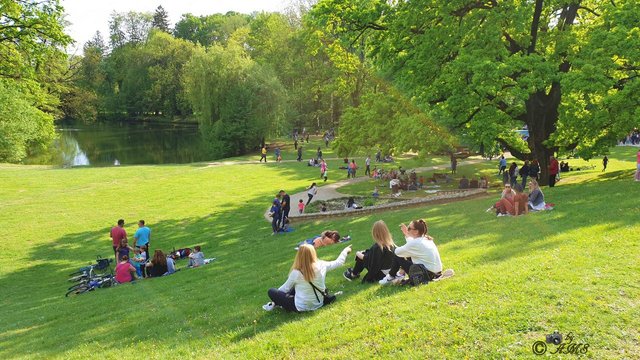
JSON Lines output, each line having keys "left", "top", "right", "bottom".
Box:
{"left": 395, "top": 236, "right": 443, "bottom": 273}
{"left": 308, "top": 186, "right": 317, "bottom": 196}
{"left": 278, "top": 247, "right": 349, "bottom": 311}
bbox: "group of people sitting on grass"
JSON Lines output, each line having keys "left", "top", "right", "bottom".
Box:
{"left": 487, "top": 179, "right": 546, "bottom": 216}
{"left": 110, "top": 219, "right": 208, "bottom": 284}
{"left": 263, "top": 218, "right": 448, "bottom": 312}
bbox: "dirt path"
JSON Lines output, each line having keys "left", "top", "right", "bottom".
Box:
{"left": 264, "top": 158, "right": 487, "bottom": 222}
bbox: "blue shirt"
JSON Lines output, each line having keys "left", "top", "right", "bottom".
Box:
{"left": 499, "top": 158, "right": 507, "bottom": 167}
{"left": 134, "top": 226, "right": 151, "bottom": 247}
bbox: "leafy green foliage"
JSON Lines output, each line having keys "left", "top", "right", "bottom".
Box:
{"left": 183, "top": 40, "right": 286, "bottom": 158}
{"left": 0, "top": 80, "right": 55, "bottom": 162}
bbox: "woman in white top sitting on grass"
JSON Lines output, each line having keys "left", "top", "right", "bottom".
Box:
{"left": 263, "top": 244, "right": 352, "bottom": 312}
{"left": 379, "top": 219, "right": 443, "bottom": 285}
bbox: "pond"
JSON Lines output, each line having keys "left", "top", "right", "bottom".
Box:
{"left": 25, "top": 121, "right": 208, "bottom": 167}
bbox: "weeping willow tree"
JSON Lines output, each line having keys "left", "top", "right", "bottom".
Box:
{"left": 182, "top": 33, "right": 286, "bottom": 159}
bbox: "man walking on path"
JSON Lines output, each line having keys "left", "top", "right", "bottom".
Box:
{"left": 548, "top": 156, "right": 559, "bottom": 187}
{"left": 260, "top": 146, "right": 267, "bottom": 162}
{"left": 110, "top": 219, "right": 127, "bottom": 260}
{"left": 365, "top": 155, "right": 371, "bottom": 177}
{"left": 134, "top": 220, "right": 151, "bottom": 262}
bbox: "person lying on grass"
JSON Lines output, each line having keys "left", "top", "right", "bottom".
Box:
{"left": 343, "top": 220, "right": 396, "bottom": 283}
{"left": 379, "top": 219, "right": 443, "bottom": 285}
{"left": 263, "top": 243, "right": 352, "bottom": 312}
{"left": 297, "top": 230, "right": 341, "bottom": 249}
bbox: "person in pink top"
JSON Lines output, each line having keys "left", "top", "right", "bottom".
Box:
{"left": 115, "top": 255, "right": 137, "bottom": 283}
{"left": 320, "top": 159, "right": 328, "bottom": 182}
{"left": 110, "top": 219, "right": 127, "bottom": 259}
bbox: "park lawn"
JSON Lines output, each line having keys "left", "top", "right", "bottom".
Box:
{"left": 0, "top": 147, "right": 638, "bottom": 359}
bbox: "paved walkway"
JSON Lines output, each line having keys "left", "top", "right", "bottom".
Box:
{"left": 264, "top": 158, "right": 486, "bottom": 222}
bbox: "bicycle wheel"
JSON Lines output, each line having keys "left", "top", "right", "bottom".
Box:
{"left": 65, "top": 285, "right": 89, "bottom": 297}
{"left": 67, "top": 281, "right": 89, "bottom": 291}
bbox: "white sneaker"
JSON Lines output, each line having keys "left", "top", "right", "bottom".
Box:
{"left": 262, "top": 302, "right": 275, "bottom": 311}
{"left": 379, "top": 274, "right": 405, "bottom": 285}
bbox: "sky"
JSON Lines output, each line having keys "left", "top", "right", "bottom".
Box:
{"left": 61, "top": 0, "right": 288, "bottom": 52}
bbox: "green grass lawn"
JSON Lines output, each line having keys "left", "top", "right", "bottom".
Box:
{"left": 0, "top": 147, "right": 638, "bottom": 359}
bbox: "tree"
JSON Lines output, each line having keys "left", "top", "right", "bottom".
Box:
{"left": 173, "top": 12, "right": 251, "bottom": 46}
{"left": 341, "top": 0, "right": 640, "bottom": 184}
{"left": 183, "top": 39, "right": 286, "bottom": 158}
{"left": 152, "top": 5, "right": 170, "bottom": 32}
{"left": 0, "top": 0, "right": 72, "bottom": 162}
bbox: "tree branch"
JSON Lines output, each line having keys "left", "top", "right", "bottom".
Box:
{"left": 503, "top": 31, "right": 522, "bottom": 54}
{"left": 578, "top": 6, "right": 601, "bottom": 17}
{"left": 495, "top": 137, "right": 532, "bottom": 160}
{"left": 528, "top": 0, "right": 544, "bottom": 54}
{"left": 453, "top": 107, "right": 482, "bottom": 129}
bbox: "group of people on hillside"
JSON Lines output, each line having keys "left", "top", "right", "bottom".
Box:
{"left": 263, "top": 218, "right": 445, "bottom": 312}
{"left": 110, "top": 219, "right": 207, "bottom": 283}
{"left": 488, "top": 180, "right": 546, "bottom": 216}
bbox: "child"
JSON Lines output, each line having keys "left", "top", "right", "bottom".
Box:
{"left": 321, "top": 203, "right": 327, "bottom": 212}
{"left": 372, "top": 186, "right": 379, "bottom": 198}
{"left": 116, "top": 238, "right": 133, "bottom": 262}
{"left": 298, "top": 199, "right": 305, "bottom": 214}
{"left": 188, "top": 245, "right": 205, "bottom": 268}
{"left": 131, "top": 247, "right": 147, "bottom": 277}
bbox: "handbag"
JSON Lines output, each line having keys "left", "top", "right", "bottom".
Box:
{"left": 309, "top": 281, "right": 336, "bottom": 305}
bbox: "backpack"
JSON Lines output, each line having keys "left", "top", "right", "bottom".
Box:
{"left": 408, "top": 264, "right": 436, "bottom": 286}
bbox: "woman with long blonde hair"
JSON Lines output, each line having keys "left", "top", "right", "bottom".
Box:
{"left": 343, "top": 220, "right": 397, "bottom": 283}
{"left": 263, "top": 243, "right": 351, "bottom": 312}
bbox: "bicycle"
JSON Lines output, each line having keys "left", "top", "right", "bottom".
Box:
{"left": 65, "top": 274, "right": 117, "bottom": 297}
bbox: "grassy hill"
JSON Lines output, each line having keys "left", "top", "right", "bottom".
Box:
{"left": 0, "top": 147, "right": 638, "bottom": 359}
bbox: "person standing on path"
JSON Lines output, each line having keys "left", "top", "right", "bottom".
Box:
{"left": 450, "top": 155, "right": 457, "bottom": 174}
{"left": 134, "top": 220, "right": 151, "bottom": 263}
{"left": 365, "top": 155, "right": 371, "bottom": 177}
{"left": 297, "top": 146, "right": 303, "bottom": 162}
{"left": 110, "top": 219, "right": 127, "bottom": 260}
{"left": 306, "top": 183, "right": 318, "bottom": 205}
{"left": 260, "top": 146, "right": 267, "bottom": 162}
{"left": 548, "top": 156, "right": 559, "bottom": 187}
{"left": 602, "top": 156, "right": 608, "bottom": 172}
{"left": 279, "top": 190, "right": 291, "bottom": 228}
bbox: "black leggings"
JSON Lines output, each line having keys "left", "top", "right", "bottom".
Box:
{"left": 268, "top": 288, "right": 298, "bottom": 312}
{"left": 389, "top": 255, "right": 414, "bottom": 277}
{"left": 306, "top": 194, "right": 313, "bottom": 205}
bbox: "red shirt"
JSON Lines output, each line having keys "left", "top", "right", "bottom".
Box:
{"left": 115, "top": 262, "right": 135, "bottom": 283}
{"left": 549, "top": 159, "right": 559, "bottom": 175}
{"left": 110, "top": 226, "right": 127, "bottom": 247}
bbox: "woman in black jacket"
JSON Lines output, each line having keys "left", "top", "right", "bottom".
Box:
{"left": 343, "top": 220, "right": 396, "bottom": 283}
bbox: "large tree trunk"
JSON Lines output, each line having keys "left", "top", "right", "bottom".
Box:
{"left": 524, "top": 89, "right": 560, "bottom": 186}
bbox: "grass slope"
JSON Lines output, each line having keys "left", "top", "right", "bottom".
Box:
{"left": 0, "top": 147, "right": 638, "bottom": 359}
